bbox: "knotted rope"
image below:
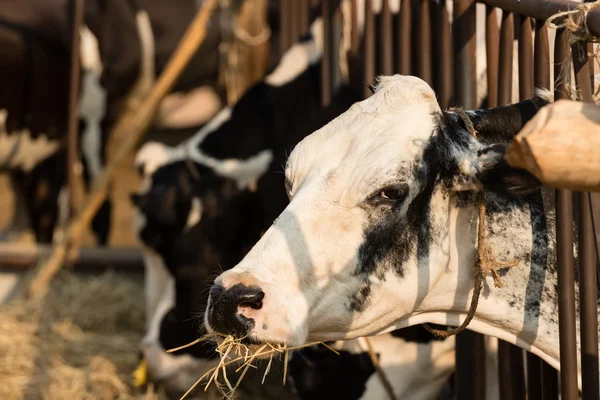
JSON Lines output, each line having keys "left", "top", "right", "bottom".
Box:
{"left": 423, "top": 108, "right": 519, "bottom": 339}
{"left": 546, "top": 1, "right": 600, "bottom": 101}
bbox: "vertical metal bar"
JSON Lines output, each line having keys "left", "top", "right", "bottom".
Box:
{"left": 485, "top": 6, "right": 499, "bottom": 107}
{"left": 534, "top": 20, "right": 550, "bottom": 90}
{"left": 299, "top": 0, "right": 309, "bottom": 36}
{"left": 290, "top": 0, "right": 300, "bottom": 43}
{"left": 397, "top": 0, "right": 411, "bottom": 75}
{"left": 527, "top": 355, "right": 544, "bottom": 400}
{"left": 67, "top": 0, "right": 85, "bottom": 217}
{"left": 280, "top": 0, "right": 291, "bottom": 54}
{"left": 517, "top": 16, "right": 544, "bottom": 400}
{"left": 350, "top": 0, "right": 359, "bottom": 58}
{"left": 380, "top": 0, "right": 393, "bottom": 76}
{"left": 417, "top": 0, "right": 432, "bottom": 85}
{"left": 541, "top": 364, "right": 559, "bottom": 400}
{"left": 497, "top": 340, "right": 526, "bottom": 400}
{"left": 518, "top": 16, "right": 533, "bottom": 99}
{"left": 453, "top": 0, "right": 477, "bottom": 108}
{"left": 321, "top": 0, "right": 331, "bottom": 107}
{"left": 436, "top": 0, "right": 452, "bottom": 108}
{"left": 498, "top": 10, "right": 514, "bottom": 106}
{"left": 554, "top": 28, "right": 578, "bottom": 400}
{"left": 331, "top": 6, "right": 343, "bottom": 92}
{"left": 363, "top": 0, "right": 375, "bottom": 98}
{"left": 572, "top": 38, "right": 600, "bottom": 400}
{"left": 453, "top": 0, "right": 483, "bottom": 398}
{"left": 533, "top": 21, "right": 558, "bottom": 400}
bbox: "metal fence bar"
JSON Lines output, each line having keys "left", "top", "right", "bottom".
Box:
{"left": 572, "top": 37, "right": 600, "bottom": 400}
{"left": 397, "top": 0, "right": 411, "bottom": 74}
{"left": 435, "top": 0, "right": 452, "bottom": 108}
{"left": 363, "top": 0, "right": 375, "bottom": 98}
{"left": 380, "top": 0, "right": 393, "bottom": 76}
{"left": 299, "top": 0, "right": 310, "bottom": 36}
{"left": 553, "top": 27, "right": 579, "bottom": 400}
{"left": 485, "top": 6, "right": 499, "bottom": 107}
{"left": 532, "top": 22, "right": 560, "bottom": 399}
{"left": 517, "top": 15, "right": 545, "bottom": 400}
{"left": 498, "top": 10, "right": 514, "bottom": 105}
{"left": 290, "top": 0, "right": 300, "bottom": 43}
{"left": 67, "top": 0, "right": 85, "bottom": 217}
{"left": 280, "top": 0, "right": 292, "bottom": 54}
{"left": 321, "top": 0, "right": 332, "bottom": 106}
{"left": 533, "top": 20, "right": 550, "bottom": 90}
{"left": 417, "top": 0, "right": 432, "bottom": 85}
{"left": 453, "top": 0, "right": 486, "bottom": 398}
{"left": 0, "top": 245, "right": 144, "bottom": 271}
{"left": 350, "top": 0, "right": 360, "bottom": 58}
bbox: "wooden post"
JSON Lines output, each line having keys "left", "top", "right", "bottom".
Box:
{"left": 22, "top": 0, "right": 220, "bottom": 301}
{"left": 505, "top": 100, "right": 600, "bottom": 192}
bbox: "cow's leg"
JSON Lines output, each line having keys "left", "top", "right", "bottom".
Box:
{"left": 17, "top": 154, "right": 66, "bottom": 244}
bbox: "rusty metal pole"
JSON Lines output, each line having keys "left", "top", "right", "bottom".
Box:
{"left": 350, "top": 0, "right": 359, "bottom": 58}
{"left": 380, "top": 0, "right": 393, "bottom": 76}
{"left": 531, "top": 18, "right": 558, "bottom": 400}
{"left": 417, "top": 0, "right": 432, "bottom": 86}
{"left": 436, "top": 0, "right": 452, "bottom": 108}
{"left": 321, "top": 0, "right": 331, "bottom": 107}
{"left": 363, "top": 0, "right": 375, "bottom": 98}
{"left": 572, "top": 35, "right": 600, "bottom": 400}
{"left": 485, "top": 6, "right": 499, "bottom": 107}
{"left": 67, "top": 0, "right": 85, "bottom": 217}
{"left": 554, "top": 27, "right": 579, "bottom": 400}
{"left": 453, "top": 0, "right": 485, "bottom": 398}
{"left": 498, "top": 11, "right": 513, "bottom": 105}
{"left": 518, "top": 15, "right": 545, "bottom": 400}
{"left": 397, "top": 0, "right": 411, "bottom": 75}
{"left": 280, "top": 0, "right": 291, "bottom": 54}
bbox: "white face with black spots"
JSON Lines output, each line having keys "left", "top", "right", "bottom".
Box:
{"left": 205, "top": 75, "right": 561, "bottom": 365}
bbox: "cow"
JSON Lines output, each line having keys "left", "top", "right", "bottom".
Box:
{"left": 0, "top": 0, "right": 273, "bottom": 244}
{"left": 132, "top": 14, "right": 469, "bottom": 398}
{"left": 203, "top": 73, "right": 599, "bottom": 388}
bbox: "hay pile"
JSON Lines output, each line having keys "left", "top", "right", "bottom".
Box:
{"left": 0, "top": 270, "right": 166, "bottom": 400}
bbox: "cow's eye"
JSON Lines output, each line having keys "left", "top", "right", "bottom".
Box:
{"left": 371, "top": 184, "right": 409, "bottom": 204}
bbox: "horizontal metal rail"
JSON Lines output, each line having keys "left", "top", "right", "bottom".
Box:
{"left": 0, "top": 245, "right": 144, "bottom": 271}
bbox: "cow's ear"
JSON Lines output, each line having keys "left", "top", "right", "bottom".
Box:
{"left": 454, "top": 143, "right": 541, "bottom": 196}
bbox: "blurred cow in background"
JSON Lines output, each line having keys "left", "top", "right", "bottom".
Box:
{"left": 0, "top": 0, "right": 284, "bottom": 244}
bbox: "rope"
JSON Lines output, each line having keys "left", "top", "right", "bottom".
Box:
{"left": 362, "top": 337, "right": 397, "bottom": 400}
{"left": 423, "top": 108, "right": 519, "bottom": 339}
{"left": 546, "top": 1, "right": 600, "bottom": 101}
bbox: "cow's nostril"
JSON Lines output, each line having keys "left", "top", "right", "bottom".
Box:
{"left": 237, "top": 290, "right": 264, "bottom": 310}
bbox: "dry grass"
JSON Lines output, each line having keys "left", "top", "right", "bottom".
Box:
{"left": 172, "top": 334, "right": 338, "bottom": 400}
{"left": 0, "top": 270, "right": 168, "bottom": 400}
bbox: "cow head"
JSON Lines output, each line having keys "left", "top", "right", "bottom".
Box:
{"left": 131, "top": 136, "right": 272, "bottom": 393}
{"left": 204, "top": 75, "right": 550, "bottom": 348}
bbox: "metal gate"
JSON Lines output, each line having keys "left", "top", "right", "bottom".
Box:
{"left": 279, "top": 0, "right": 600, "bottom": 398}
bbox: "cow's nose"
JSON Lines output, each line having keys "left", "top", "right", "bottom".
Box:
{"left": 206, "top": 283, "right": 265, "bottom": 338}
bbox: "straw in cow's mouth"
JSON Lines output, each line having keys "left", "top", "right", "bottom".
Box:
{"left": 167, "top": 333, "right": 339, "bottom": 400}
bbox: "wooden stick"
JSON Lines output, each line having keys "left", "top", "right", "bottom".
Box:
{"left": 505, "top": 99, "right": 600, "bottom": 192}
{"left": 23, "top": 0, "right": 219, "bottom": 301}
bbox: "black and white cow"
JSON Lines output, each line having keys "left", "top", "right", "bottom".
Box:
{"left": 132, "top": 16, "right": 464, "bottom": 399}
{"left": 0, "top": 0, "right": 280, "bottom": 244}
{"left": 203, "top": 74, "right": 599, "bottom": 388}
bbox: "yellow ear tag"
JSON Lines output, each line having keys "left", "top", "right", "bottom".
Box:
{"left": 133, "top": 358, "right": 148, "bottom": 387}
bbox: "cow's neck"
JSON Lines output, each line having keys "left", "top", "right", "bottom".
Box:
{"left": 414, "top": 187, "right": 592, "bottom": 383}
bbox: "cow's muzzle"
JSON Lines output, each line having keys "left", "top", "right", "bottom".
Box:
{"left": 205, "top": 283, "right": 265, "bottom": 338}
